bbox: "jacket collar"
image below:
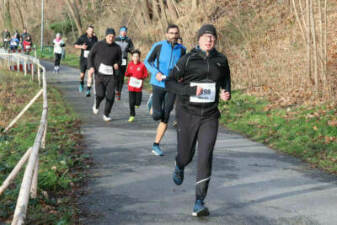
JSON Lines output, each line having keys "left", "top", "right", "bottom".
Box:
{"left": 192, "top": 46, "right": 217, "bottom": 59}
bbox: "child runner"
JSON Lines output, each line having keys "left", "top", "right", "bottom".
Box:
{"left": 125, "top": 50, "right": 148, "bottom": 122}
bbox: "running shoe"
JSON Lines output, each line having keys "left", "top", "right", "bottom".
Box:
{"left": 92, "top": 104, "right": 99, "bottom": 115}
{"left": 173, "top": 164, "right": 184, "bottom": 185}
{"left": 86, "top": 89, "right": 91, "bottom": 97}
{"left": 146, "top": 94, "right": 152, "bottom": 112}
{"left": 79, "top": 83, "right": 84, "bottom": 92}
{"left": 103, "top": 115, "right": 112, "bottom": 122}
{"left": 135, "top": 105, "right": 139, "bottom": 109}
{"left": 152, "top": 144, "right": 164, "bottom": 156}
{"left": 128, "top": 116, "right": 135, "bottom": 122}
{"left": 192, "top": 200, "right": 209, "bottom": 217}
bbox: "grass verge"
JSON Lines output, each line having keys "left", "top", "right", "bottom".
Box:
{"left": 219, "top": 90, "right": 337, "bottom": 173}
{"left": 0, "top": 70, "right": 86, "bottom": 224}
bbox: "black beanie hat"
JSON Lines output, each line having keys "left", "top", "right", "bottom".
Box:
{"left": 197, "top": 24, "right": 217, "bottom": 40}
{"left": 105, "top": 28, "right": 116, "bottom": 36}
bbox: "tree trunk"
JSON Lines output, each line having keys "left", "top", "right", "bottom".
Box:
{"left": 309, "top": 0, "right": 318, "bottom": 93}
{"left": 306, "top": 0, "right": 312, "bottom": 83}
{"left": 141, "top": 0, "right": 152, "bottom": 25}
{"left": 14, "top": 0, "right": 25, "bottom": 30}
{"left": 64, "top": 0, "right": 83, "bottom": 35}
{"left": 291, "top": 0, "right": 306, "bottom": 42}
{"left": 159, "top": 0, "right": 169, "bottom": 27}
{"left": 2, "top": 0, "right": 12, "bottom": 30}
{"left": 192, "top": 0, "right": 199, "bottom": 10}
{"left": 167, "top": 0, "right": 178, "bottom": 21}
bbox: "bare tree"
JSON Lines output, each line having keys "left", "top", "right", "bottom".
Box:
{"left": 64, "top": 0, "right": 83, "bottom": 35}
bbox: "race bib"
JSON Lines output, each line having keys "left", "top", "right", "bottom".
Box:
{"left": 26, "top": 45, "right": 31, "bottom": 49}
{"left": 83, "top": 50, "right": 90, "bottom": 58}
{"left": 129, "top": 77, "right": 142, "bottom": 88}
{"left": 122, "top": 58, "right": 127, "bottom": 66}
{"left": 11, "top": 41, "right": 17, "bottom": 46}
{"left": 98, "top": 63, "right": 114, "bottom": 75}
{"left": 190, "top": 82, "right": 216, "bottom": 103}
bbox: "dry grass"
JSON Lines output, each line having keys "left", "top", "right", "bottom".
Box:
{"left": 0, "top": 66, "right": 41, "bottom": 128}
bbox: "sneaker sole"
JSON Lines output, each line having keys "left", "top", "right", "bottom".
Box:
{"left": 192, "top": 208, "right": 209, "bottom": 217}
{"left": 152, "top": 150, "right": 163, "bottom": 156}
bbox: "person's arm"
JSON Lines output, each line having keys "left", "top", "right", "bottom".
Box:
{"left": 87, "top": 42, "right": 97, "bottom": 69}
{"left": 220, "top": 58, "right": 231, "bottom": 93}
{"left": 127, "top": 38, "right": 134, "bottom": 53}
{"left": 125, "top": 63, "right": 131, "bottom": 77}
{"left": 166, "top": 55, "right": 197, "bottom": 96}
{"left": 74, "top": 36, "right": 86, "bottom": 49}
{"left": 219, "top": 57, "right": 231, "bottom": 101}
{"left": 113, "top": 46, "right": 122, "bottom": 70}
{"left": 144, "top": 43, "right": 162, "bottom": 77}
{"left": 142, "top": 64, "right": 148, "bottom": 79}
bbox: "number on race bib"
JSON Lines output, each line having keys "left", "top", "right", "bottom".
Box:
{"left": 190, "top": 82, "right": 216, "bottom": 103}
{"left": 83, "top": 50, "right": 90, "bottom": 58}
{"left": 129, "top": 77, "right": 143, "bottom": 88}
{"left": 98, "top": 63, "right": 114, "bottom": 75}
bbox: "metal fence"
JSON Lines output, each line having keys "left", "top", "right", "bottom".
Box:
{"left": 0, "top": 50, "right": 48, "bottom": 225}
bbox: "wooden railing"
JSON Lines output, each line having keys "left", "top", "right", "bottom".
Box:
{"left": 0, "top": 50, "right": 48, "bottom": 225}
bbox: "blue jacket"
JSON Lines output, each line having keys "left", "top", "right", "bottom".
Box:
{"left": 145, "top": 40, "right": 186, "bottom": 88}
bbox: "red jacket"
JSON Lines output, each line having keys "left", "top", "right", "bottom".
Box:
{"left": 125, "top": 61, "right": 148, "bottom": 92}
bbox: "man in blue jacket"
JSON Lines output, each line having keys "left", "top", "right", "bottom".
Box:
{"left": 145, "top": 24, "right": 186, "bottom": 156}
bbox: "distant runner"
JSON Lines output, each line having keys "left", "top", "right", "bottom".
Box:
{"left": 125, "top": 50, "right": 148, "bottom": 122}
{"left": 53, "top": 33, "right": 66, "bottom": 73}
{"left": 74, "top": 25, "right": 98, "bottom": 97}
{"left": 115, "top": 26, "right": 134, "bottom": 100}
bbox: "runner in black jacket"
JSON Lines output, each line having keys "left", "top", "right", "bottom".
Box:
{"left": 74, "top": 25, "right": 98, "bottom": 97}
{"left": 166, "top": 24, "right": 231, "bottom": 217}
{"left": 115, "top": 26, "right": 134, "bottom": 100}
{"left": 88, "top": 28, "right": 122, "bottom": 122}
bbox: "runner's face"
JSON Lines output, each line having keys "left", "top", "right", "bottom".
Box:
{"left": 87, "top": 28, "right": 94, "bottom": 37}
{"left": 120, "top": 30, "right": 127, "bottom": 37}
{"left": 199, "top": 34, "right": 216, "bottom": 52}
{"left": 106, "top": 34, "right": 114, "bottom": 44}
{"left": 166, "top": 28, "right": 179, "bottom": 44}
{"left": 132, "top": 53, "right": 140, "bottom": 63}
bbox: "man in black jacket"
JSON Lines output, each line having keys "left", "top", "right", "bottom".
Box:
{"left": 88, "top": 28, "right": 122, "bottom": 122}
{"left": 115, "top": 26, "right": 134, "bottom": 100}
{"left": 74, "top": 25, "right": 98, "bottom": 97}
{"left": 166, "top": 24, "right": 231, "bottom": 217}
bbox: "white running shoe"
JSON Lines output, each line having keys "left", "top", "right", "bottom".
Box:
{"left": 103, "top": 115, "right": 112, "bottom": 122}
{"left": 92, "top": 105, "right": 99, "bottom": 115}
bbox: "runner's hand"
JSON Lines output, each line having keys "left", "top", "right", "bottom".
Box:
{"left": 156, "top": 72, "right": 163, "bottom": 81}
{"left": 220, "top": 90, "right": 231, "bottom": 101}
{"left": 82, "top": 44, "right": 88, "bottom": 50}
{"left": 114, "top": 64, "right": 119, "bottom": 70}
{"left": 196, "top": 86, "right": 203, "bottom": 96}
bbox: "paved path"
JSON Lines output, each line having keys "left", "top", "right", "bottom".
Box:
{"left": 44, "top": 61, "right": 337, "bottom": 225}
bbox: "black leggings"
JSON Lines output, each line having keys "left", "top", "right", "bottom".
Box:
{"left": 95, "top": 74, "right": 116, "bottom": 116}
{"left": 129, "top": 91, "right": 142, "bottom": 116}
{"left": 175, "top": 107, "right": 219, "bottom": 201}
{"left": 116, "top": 65, "right": 127, "bottom": 93}
{"left": 54, "top": 53, "right": 62, "bottom": 66}
{"left": 152, "top": 85, "right": 176, "bottom": 124}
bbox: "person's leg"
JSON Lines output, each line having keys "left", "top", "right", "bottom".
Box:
{"left": 103, "top": 76, "right": 116, "bottom": 117}
{"left": 162, "top": 90, "right": 176, "bottom": 124}
{"left": 118, "top": 66, "right": 127, "bottom": 92}
{"left": 151, "top": 85, "right": 165, "bottom": 121}
{"left": 129, "top": 91, "right": 136, "bottom": 117}
{"left": 173, "top": 108, "right": 200, "bottom": 185}
{"left": 135, "top": 91, "right": 142, "bottom": 107}
{"left": 195, "top": 117, "right": 219, "bottom": 202}
{"left": 95, "top": 75, "right": 105, "bottom": 110}
{"left": 79, "top": 59, "right": 87, "bottom": 92}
